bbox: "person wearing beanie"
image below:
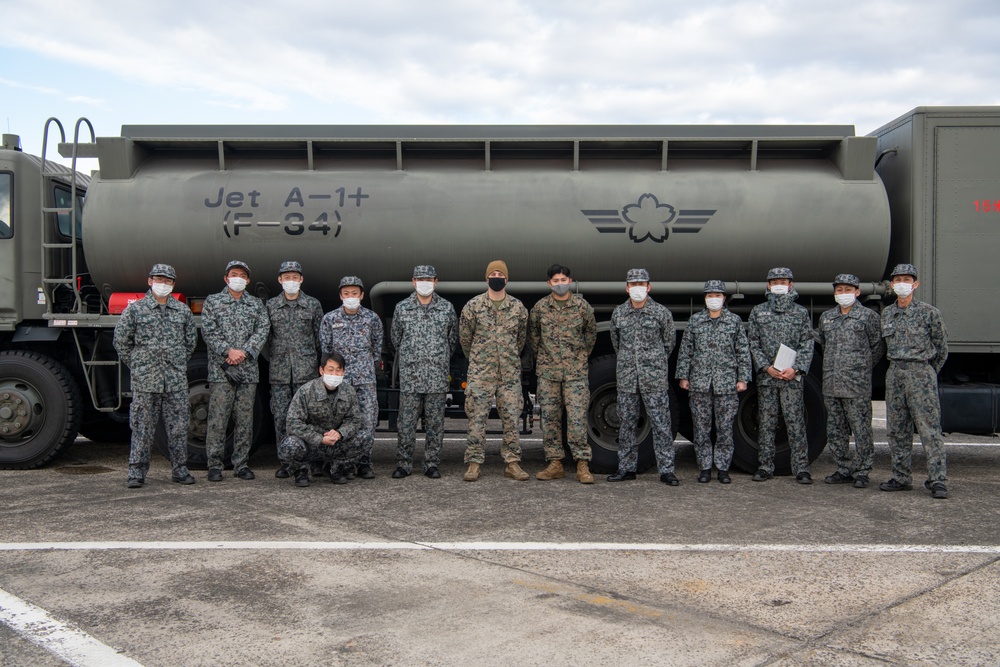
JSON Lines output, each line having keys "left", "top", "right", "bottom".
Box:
{"left": 459, "top": 260, "right": 530, "bottom": 481}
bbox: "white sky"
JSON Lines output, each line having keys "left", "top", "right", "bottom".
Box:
{"left": 4, "top": 0, "right": 1000, "bottom": 163}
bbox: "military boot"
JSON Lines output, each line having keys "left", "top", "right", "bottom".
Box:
{"left": 504, "top": 462, "right": 530, "bottom": 481}
{"left": 576, "top": 460, "right": 595, "bottom": 484}
{"left": 535, "top": 460, "right": 564, "bottom": 480}
{"left": 463, "top": 462, "right": 481, "bottom": 482}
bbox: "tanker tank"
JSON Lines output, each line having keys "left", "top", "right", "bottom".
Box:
{"left": 81, "top": 126, "right": 890, "bottom": 307}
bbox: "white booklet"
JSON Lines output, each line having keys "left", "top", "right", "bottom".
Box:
{"left": 773, "top": 344, "right": 797, "bottom": 372}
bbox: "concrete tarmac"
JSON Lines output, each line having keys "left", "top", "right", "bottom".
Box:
{"left": 1, "top": 404, "right": 998, "bottom": 666}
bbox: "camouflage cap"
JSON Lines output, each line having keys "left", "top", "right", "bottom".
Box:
{"left": 339, "top": 275, "right": 364, "bottom": 290}
{"left": 832, "top": 273, "right": 860, "bottom": 287}
{"left": 703, "top": 279, "right": 727, "bottom": 294}
{"left": 278, "top": 260, "right": 303, "bottom": 275}
{"left": 412, "top": 265, "right": 437, "bottom": 279}
{"left": 225, "top": 260, "right": 251, "bottom": 276}
{"left": 767, "top": 267, "right": 794, "bottom": 281}
{"left": 148, "top": 263, "right": 176, "bottom": 280}
{"left": 890, "top": 263, "right": 918, "bottom": 279}
{"left": 626, "top": 268, "right": 650, "bottom": 283}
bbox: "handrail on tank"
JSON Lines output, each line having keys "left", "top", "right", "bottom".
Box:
{"left": 39, "top": 117, "right": 67, "bottom": 315}
{"left": 69, "top": 118, "right": 96, "bottom": 313}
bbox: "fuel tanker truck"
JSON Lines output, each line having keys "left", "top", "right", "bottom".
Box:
{"left": 2, "top": 107, "right": 999, "bottom": 472}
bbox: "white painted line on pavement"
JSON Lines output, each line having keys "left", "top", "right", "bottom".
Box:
{"left": 0, "top": 587, "right": 143, "bottom": 667}
{"left": 1, "top": 541, "right": 999, "bottom": 554}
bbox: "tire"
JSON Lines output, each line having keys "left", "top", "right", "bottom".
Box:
{"left": 731, "top": 374, "right": 828, "bottom": 474}
{"left": 585, "top": 355, "right": 678, "bottom": 475}
{"left": 154, "top": 355, "right": 265, "bottom": 470}
{"left": 0, "top": 351, "right": 83, "bottom": 469}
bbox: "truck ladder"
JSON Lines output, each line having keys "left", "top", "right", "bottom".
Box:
{"left": 70, "top": 329, "right": 123, "bottom": 413}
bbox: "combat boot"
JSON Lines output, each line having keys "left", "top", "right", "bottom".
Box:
{"left": 576, "top": 460, "right": 594, "bottom": 484}
{"left": 504, "top": 462, "right": 530, "bottom": 481}
{"left": 535, "top": 460, "right": 565, "bottom": 480}
{"left": 463, "top": 462, "right": 481, "bottom": 482}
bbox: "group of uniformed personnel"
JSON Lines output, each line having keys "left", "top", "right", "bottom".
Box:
{"left": 114, "top": 258, "right": 950, "bottom": 499}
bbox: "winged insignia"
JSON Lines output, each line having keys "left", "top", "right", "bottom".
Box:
{"left": 583, "top": 194, "right": 716, "bottom": 242}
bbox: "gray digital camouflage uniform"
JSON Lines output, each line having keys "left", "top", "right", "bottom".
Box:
{"left": 319, "top": 305, "right": 383, "bottom": 467}
{"left": 278, "top": 377, "right": 363, "bottom": 474}
{"left": 882, "top": 299, "right": 949, "bottom": 485}
{"left": 675, "top": 308, "right": 752, "bottom": 472}
{"left": 815, "top": 303, "right": 884, "bottom": 478}
{"left": 610, "top": 298, "right": 676, "bottom": 474}
{"left": 528, "top": 293, "right": 596, "bottom": 462}
{"left": 113, "top": 292, "right": 198, "bottom": 481}
{"left": 390, "top": 292, "right": 458, "bottom": 473}
{"left": 201, "top": 287, "right": 270, "bottom": 472}
{"left": 459, "top": 292, "right": 528, "bottom": 464}
{"left": 747, "top": 290, "right": 815, "bottom": 475}
{"left": 266, "top": 291, "right": 323, "bottom": 442}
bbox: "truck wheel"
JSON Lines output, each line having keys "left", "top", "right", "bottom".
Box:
{"left": 731, "top": 375, "right": 828, "bottom": 475}
{"left": 154, "top": 356, "right": 264, "bottom": 469}
{"left": 0, "top": 351, "right": 83, "bottom": 469}
{"left": 586, "top": 355, "right": 678, "bottom": 475}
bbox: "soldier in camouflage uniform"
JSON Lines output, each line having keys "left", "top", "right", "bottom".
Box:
{"left": 319, "top": 276, "right": 383, "bottom": 479}
{"left": 609, "top": 268, "right": 678, "bottom": 485}
{"left": 815, "top": 274, "right": 885, "bottom": 488}
{"left": 747, "top": 267, "right": 815, "bottom": 483}
{"left": 278, "top": 351, "right": 364, "bottom": 487}
{"left": 459, "top": 260, "right": 530, "bottom": 482}
{"left": 113, "top": 264, "right": 198, "bottom": 488}
{"left": 390, "top": 265, "right": 458, "bottom": 479}
{"left": 267, "top": 260, "right": 324, "bottom": 479}
{"left": 879, "top": 264, "right": 950, "bottom": 499}
{"left": 201, "top": 260, "right": 270, "bottom": 481}
{"left": 528, "top": 264, "right": 597, "bottom": 484}
{"left": 675, "top": 280, "right": 751, "bottom": 484}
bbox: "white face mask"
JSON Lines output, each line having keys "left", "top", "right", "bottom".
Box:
{"left": 322, "top": 374, "right": 344, "bottom": 389}
{"left": 281, "top": 280, "right": 301, "bottom": 296}
{"left": 227, "top": 277, "right": 247, "bottom": 293}
{"left": 343, "top": 297, "right": 361, "bottom": 311}
{"left": 705, "top": 297, "right": 725, "bottom": 312}
{"left": 151, "top": 283, "right": 173, "bottom": 298}
{"left": 415, "top": 281, "right": 435, "bottom": 297}
{"left": 628, "top": 286, "right": 648, "bottom": 303}
{"left": 892, "top": 282, "right": 914, "bottom": 298}
{"left": 769, "top": 284, "right": 789, "bottom": 296}
{"left": 834, "top": 293, "right": 857, "bottom": 308}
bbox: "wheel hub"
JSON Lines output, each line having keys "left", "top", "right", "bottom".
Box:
{"left": 0, "top": 390, "right": 33, "bottom": 437}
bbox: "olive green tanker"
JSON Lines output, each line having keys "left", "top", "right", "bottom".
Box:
{"left": 5, "top": 110, "right": 999, "bottom": 474}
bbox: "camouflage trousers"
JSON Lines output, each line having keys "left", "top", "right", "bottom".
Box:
{"left": 270, "top": 382, "right": 308, "bottom": 443}
{"left": 757, "top": 380, "right": 809, "bottom": 475}
{"left": 206, "top": 381, "right": 256, "bottom": 472}
{"left": 463, "top": 379, "right": 523, "bottom": 464}
{"left": 396, "top": 391, "right": 446, "bottom": 474}
{"left": 689, "top": 391, "right": 739, "bottom": 472}
{"left": 128, "top": 390, "right": 189, "bottom": 481}
{"left": 537, "top": 377, "right": 591, "bottom": 462}
{"left": 355, "top": 383, "right": 378, "bottom": 467}
{"left": 617, "top": 389, "right": 674, "bottom": 474}
{"left": 825, "top": 396, "right": 874, "bottom": 477}
{"left": 277, "top": 434, "right": 362, "bottom": 474}
{"left": 886, "top": 362, "right": 946, "bottom": 485}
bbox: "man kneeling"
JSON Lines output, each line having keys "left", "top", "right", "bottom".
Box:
{"left": 278, "top": 351, "right": 363, "bottom": 486}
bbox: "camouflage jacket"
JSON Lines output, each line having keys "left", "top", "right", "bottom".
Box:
{"left": 113, "top": 292, "right": 197, "bottom": 393}
{"left": 882, "top": 299, "right": 948, "bottom": 373}
{"left": 675, "top": 308, "right": 752, "bottom": 394}
{"left": 610, "top": 299, "right": 675, "bottom": 393}
{"left": 266, "top": 291, "right": 324, "bottom": 385}
{"left": 528, "top": 293, "right": 596, "bottom": 382}
{"left": 318, "top": 306, "right": 384, "bottom": 386}
{"left": 286, "top": 377, "right": 362, "bottom": 447}
{"left": 747, "top": 292, "right": 815, "bottom": 387}
{"left": 390, "top": 293, "right": 458, "bottom": 393}
{"left": 200, "top": 288, "right": 270, "bottom": 384}
{"left": 459, "top": 292, "right": 528, "bottom": 384}
{"left": 815, "top": 304, "right": 885, "bottom": 398}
